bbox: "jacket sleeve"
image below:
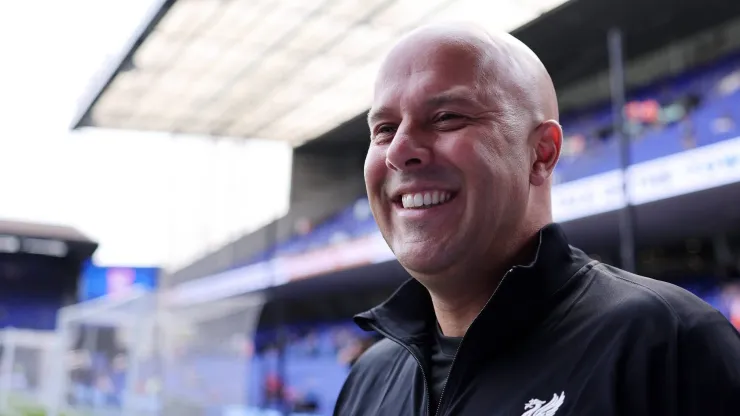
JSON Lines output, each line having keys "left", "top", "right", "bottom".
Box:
{"left": 677, "top": 312, "right": 740, "bottom": 415}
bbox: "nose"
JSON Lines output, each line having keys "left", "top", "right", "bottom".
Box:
{"left": 385, "top": 126, "right": 431, "bottom": 171}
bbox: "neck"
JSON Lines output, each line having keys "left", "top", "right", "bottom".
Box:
{"left": 427, "top": 226, "right": 542, "bottom": 337}
{"left": 429, "top": 278, "right": 500, "bottom": 337}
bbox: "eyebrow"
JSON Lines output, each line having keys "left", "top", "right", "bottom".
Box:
{"left": 367, "top": 87, "right": 483, "bottom": 127}
{"left": 425, "top": 88, "right": 482, "bottom": 109}
{"left": 367, "top": 106, "right": 394, "bottom": 127}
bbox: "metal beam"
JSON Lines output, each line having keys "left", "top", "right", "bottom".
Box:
{"left": 608, "top": 28, "right": 637, "bottom": 273}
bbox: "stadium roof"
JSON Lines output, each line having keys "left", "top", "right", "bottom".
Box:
{"left": 71, "top": 0, "right": 569, "bottom": 146}
{"left": 0, "top": 219, "right": 94, "bottom": 243}
{"left": 0, "top": 219, "right": 98, "bottom": 260}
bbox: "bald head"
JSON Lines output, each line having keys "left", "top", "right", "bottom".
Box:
{"left": 374, "top": 23, "right": 558, "bottom": 124}
{"left": 364, "top": 22, "right": 562, "bottom": 289}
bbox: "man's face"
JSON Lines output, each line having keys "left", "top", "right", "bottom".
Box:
{"left": 364, "top": 37, "right": 534, "bottom": 277}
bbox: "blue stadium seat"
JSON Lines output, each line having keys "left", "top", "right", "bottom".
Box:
{"left": 630, "top": 124, "right": 687, "bottom": 164}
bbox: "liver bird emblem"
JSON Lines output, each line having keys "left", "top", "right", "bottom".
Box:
{"left": 521, "top": 392, "right": 565, "bottom": 416}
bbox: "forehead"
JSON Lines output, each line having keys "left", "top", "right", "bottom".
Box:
{"left": 373, "top": 38, "right": 488, "bottom": 108}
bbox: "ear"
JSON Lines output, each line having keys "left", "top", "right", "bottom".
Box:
{"left": 530, "top": 120, "right": 562, "bottom": 187}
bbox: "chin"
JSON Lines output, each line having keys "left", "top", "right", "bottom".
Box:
{"left": 396, "top": 249, "right": 454, "bottom": 278}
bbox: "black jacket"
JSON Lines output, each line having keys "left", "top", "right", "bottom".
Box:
{"left": 334, "top": 224, "right": 740, "bottom": 416}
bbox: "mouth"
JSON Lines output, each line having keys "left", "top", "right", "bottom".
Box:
{"left": 392, "top": 190, "right": 458, "bottom": 210}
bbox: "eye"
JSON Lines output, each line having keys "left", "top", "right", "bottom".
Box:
{"left": 371, "top": 124, "right": 397, "bottom": 143}
{"left": 377, "top": 124, "right": 397, "bottom": 134}
{"left": 435, "top": 112, "right": 462, "bottom": 122}
{"left": 433, "top": 113, "right": 468, "bottom": 130}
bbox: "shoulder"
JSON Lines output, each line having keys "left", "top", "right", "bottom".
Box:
{"left": 587, "top": 262, "right": 722, "bottom": 329}
{"left": 334, "top": 338, "right": 411, "bottom": 415}
{"left": 347, "top": 337, "right": 406, "bottom": 377}
{"left": 567, "top": 262, "right": 739, "bottom": 351}
{"left": 585, "top": 265, "right": 740, "bottom": 411}
{"left": 587, "top": 263, "right": 740, "bottom": 355}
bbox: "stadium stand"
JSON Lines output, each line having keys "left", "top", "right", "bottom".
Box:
{"left": 556, "top": 53, "right": 740, "bottom": 183}
{"left": 0, "top": 220, "right": 98, "bottom": 330}
{"left": 0, "top": 220, "right": 98, "bottom": 413}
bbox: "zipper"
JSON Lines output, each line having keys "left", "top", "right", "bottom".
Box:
{"left": 369, "top": 324, "right": 433, "bottom": 416}
{"left": 434, "top": 267, "right": 516, "bottom": 416}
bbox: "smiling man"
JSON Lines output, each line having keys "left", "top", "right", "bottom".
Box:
{"left": 333, "top": 23, "right": 740, "bottom": 416}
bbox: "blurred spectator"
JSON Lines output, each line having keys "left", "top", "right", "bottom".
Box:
{"left": 262, "top": 373, "right": 284, "bottom": 407}
{"left": 295, "top": 218, "right": 313, "bottom": 236}
{"left": 625, "top": 99, "right": 661, "bottom": 124}
{"left": 108, "top": 353, "right": 127, "bottom": 405}
{"left": 303, "top": 330, "right": 320, "bottom": 357}
{"left": 681, "top": 116, "right": 697, "bottom": 149}
{"left": 712, "top": 111, "right": 737, "bottom": 134}
{"left": 661, "top": 102, "right": 688, "bottom": 125}
{"left": 680, "top": 92, "right": 702, "bottom": 112}
{"left": 331, "top": 327, "right": 356, "bottom": 352}
{"left": 557, "top": 67, "right": 738, "bottom": 162}
{"left": 291, "top": 384, "right": 321, "bottom": 413}
{"left": 94, "top": 374, "right": 113, "bottom": 406}
{"left": 722, "top": 283, "right": 740, "bottom": 330}
{"left": 68, "top": 350, "right": 94, "bottom": 406}
{"left": 561, "top": 134, "right": 586, "bottom": 158}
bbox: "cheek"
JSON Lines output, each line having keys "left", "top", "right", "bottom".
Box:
{"left": 448, "top": 133, "right": 529, "bottom": 199}
{"left": 469, "top": 133, "right": 529, "bottom": 179}
{"left": 364, "top": 146, "right": 387, "bottom": 198}
{"left": 444, "top": 132, "right": 502, "bottom": 181}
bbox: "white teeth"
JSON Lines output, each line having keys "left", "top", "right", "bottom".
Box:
{"left": 423, "top": 193, "right": 432, "bottom": 205}
{"left": 400, "top": 191, "right": 453, "bottom": 209}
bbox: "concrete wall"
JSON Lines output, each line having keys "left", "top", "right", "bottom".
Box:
{"left": 289, "top": 147, "right": 367, "bottom": 216}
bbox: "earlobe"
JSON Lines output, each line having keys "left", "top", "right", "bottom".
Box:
{"left": 530, "top": 162, "right": 547, "bottom": 186}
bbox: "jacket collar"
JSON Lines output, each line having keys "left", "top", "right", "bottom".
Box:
{"left": 354, "top": 223, "right": 592, "bottom": 348}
